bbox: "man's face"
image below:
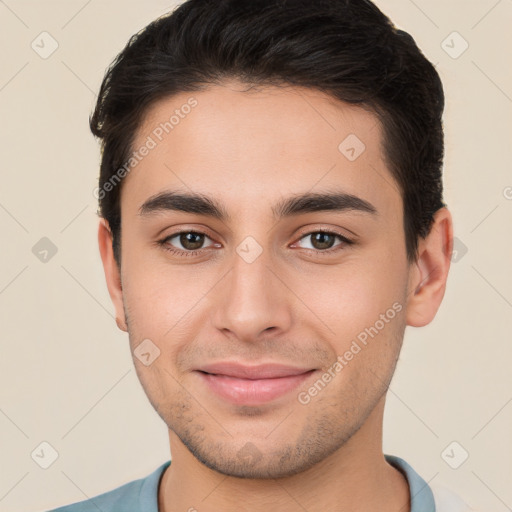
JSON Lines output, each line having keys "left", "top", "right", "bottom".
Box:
{"left": 113, "top": 81, "right": 415, "bottom": 478}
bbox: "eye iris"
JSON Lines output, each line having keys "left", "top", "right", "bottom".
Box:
{"left": 311, "top": 232, "right": 335, "bottom": 250}
{"left": 180, "top": 232, "right": 204, "bottom": 250}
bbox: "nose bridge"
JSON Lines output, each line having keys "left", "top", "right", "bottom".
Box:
{"left": 212, "top": 238, "right": 292, "bottom": 341}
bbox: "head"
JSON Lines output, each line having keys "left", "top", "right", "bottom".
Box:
{"left": 95, "top": 0, "right": 453, "bottom": 478}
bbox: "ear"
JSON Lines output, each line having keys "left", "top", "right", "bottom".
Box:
{"left": 406, "top": 207, "right": 453, "bottom": 327}
{"left": 98, "top": 218, "right": 128, "bottom": 332}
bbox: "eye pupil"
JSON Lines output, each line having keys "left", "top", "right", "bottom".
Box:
{"left": 311, "top": 232, "right": 335, "bottom": 250}
{"left": 180, "top": 232, "right": 204, "bottom": 250}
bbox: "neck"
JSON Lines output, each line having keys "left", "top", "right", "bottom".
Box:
{"left": 158, "top": 399, "right": 410, "bottom": 512}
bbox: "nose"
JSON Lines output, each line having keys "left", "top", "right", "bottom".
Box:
{"left": 211, "top": 245, "right": 293, "bottom": 343}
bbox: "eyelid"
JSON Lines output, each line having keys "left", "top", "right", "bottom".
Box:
{"left": 293, "top": 226, "right": 354, "bottom": 243}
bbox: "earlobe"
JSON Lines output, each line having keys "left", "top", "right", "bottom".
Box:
{"left": 98, "top": 219, "right": 128, "bottom": 332}
{"left": 116, "top": 316, "right": 128, "bottom": 331}
{"left": 406, "top": 207, "right": 453, "bottom": 327}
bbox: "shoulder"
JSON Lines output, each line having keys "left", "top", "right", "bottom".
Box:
{"left": 45, "top": 460, "right": 171, "bottom": 512}
{"left": 385, "top": 455, "right": 477, "bottom": 512}
{"left": 47, "top": 478, "right": 146, "bottom": 512}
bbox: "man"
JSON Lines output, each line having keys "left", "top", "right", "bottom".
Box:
{"left": 49, "top": 0, "right": 473, "bottom": 510}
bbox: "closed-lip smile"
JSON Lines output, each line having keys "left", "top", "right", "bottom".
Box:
{"left": 194, "top": 362, "right": 317, "bottom": 405}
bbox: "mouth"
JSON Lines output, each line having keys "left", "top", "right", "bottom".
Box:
{"left": 194, "top": 362, "right": 317, "bottom": 406}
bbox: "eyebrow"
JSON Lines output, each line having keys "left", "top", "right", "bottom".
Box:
{"left": 138, "top": 190, "right": 378, "bottom": 221}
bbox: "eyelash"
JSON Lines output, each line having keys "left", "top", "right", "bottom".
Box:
{"left": 157, "top": 229, "right": 354, "bottom": 258}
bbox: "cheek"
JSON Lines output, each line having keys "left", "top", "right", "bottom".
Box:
{"left": 121, "top": 255, "right": 222, "bottom": 376}
{"left": 121, "top": 241, "right": 206, "bottom": 328}
{"left": 288, "top": 247, "right": 408, "bottom": 345}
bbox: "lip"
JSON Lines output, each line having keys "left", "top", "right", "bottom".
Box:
{"left": 194, "top": 362, "right": 316, "bottom": 405}
{"left": 197, "top": 362, "right": 314, "bottom": 379}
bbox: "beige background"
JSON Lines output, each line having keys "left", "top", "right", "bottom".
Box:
{"left": 0, "top": 1, "right": 511, "bottom": 511}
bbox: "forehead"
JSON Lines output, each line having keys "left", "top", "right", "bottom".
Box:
{"left": 122, "top": 81, "right": 401, "bottom": 219}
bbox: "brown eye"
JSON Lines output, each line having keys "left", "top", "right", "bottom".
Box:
{"left": 295, "top": 231, "right": 352, "bottom": 252}
{"left": 309, "top": 232, "right": 336, "bottom": 250}
{"left": 162, "top": 231, "right": 217, "bottom": 254}
{"left": 179, "top": 232, "right": 205, "bottom": 250}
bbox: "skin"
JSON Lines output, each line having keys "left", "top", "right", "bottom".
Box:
{"left": 98, "top": 80, "right": 453, "bottom": 512}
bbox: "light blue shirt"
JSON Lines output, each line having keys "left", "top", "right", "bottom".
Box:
{"left": 46, "top": 454, "right": 436, "bottom": 511}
